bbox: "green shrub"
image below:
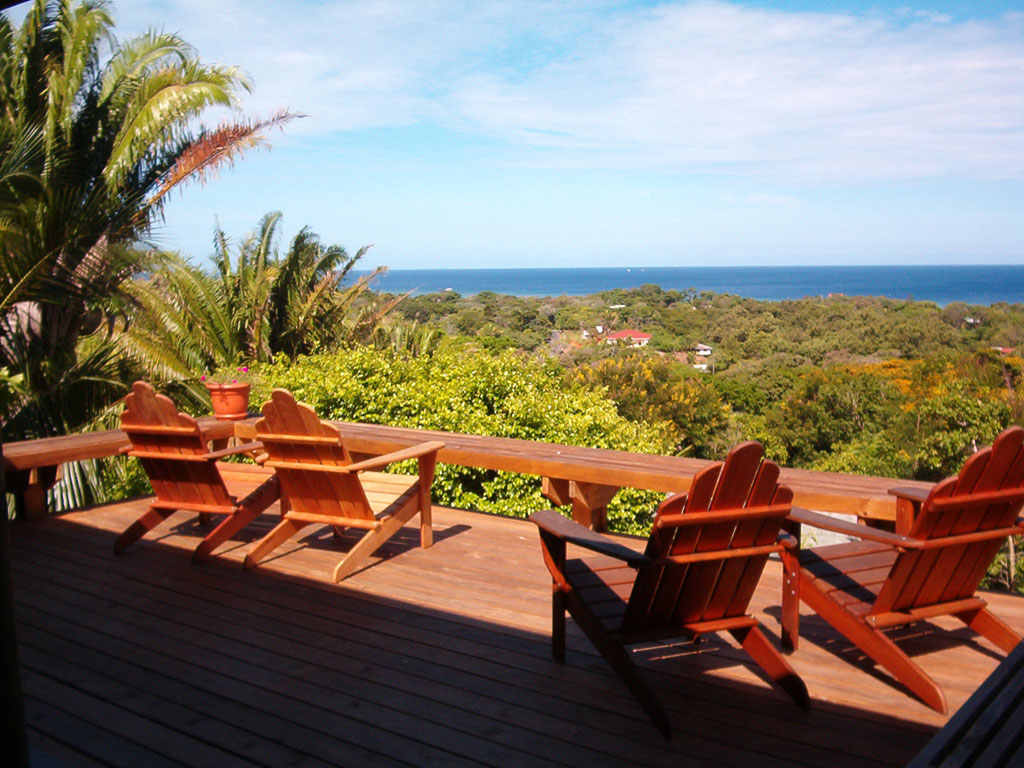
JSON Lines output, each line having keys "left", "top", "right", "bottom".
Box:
{"left": 252, "top": 346, "right": 675, "bottom": 534}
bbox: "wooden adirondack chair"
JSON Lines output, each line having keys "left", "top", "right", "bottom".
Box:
{"left": 780, "top": 426, "right": 1024, "bottom": 714}
{"left": 243, "top": 389, "right": 444, "bottom": 582}
{"left": 115, "top": 381, "right": 280, "bottom": 562}
{"left": 531, "top": 441, "right": 809, "bottom": 738}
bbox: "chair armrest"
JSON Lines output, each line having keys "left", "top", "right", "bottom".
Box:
{"left": 344, "top": 441, "right": 445, "bottom": 473}
{"left": 889, "top": 486, "right": 930, "bottom": 503}
{"left": 777, "top": 531, "right": 799, "bottom": 550}
{"left": 529, "top": 509, "right": 650, "bottom": 567}
{"left": 204, "top": 441, "right": 264, "bottom": 460}
{"left": 789, "top": 506, "right": 923, "bottom": 548}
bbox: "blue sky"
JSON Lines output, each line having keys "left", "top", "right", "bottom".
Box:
{"left": 103, "top": 1, "right": 1024, "bottom": 269}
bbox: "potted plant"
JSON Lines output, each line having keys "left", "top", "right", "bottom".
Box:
{"left": 203, "top": 366, "right": 253, "bottom": 420}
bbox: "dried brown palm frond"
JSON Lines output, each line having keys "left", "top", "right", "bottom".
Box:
{"left": 145, "top": 109, "right": 300, "bottom": 216}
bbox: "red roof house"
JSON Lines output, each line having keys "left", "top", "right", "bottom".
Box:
{"left": 605, "top": 330, "right": 651, "bottom": 347}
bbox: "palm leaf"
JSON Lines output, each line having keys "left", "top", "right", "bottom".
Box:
{"left": 145, "top": 110, "right": 296, "bottom": 214}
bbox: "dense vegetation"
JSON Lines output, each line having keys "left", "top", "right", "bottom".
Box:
{"left": 394, "top": 285, "right": 1024, "bottom": 362}
{"left": 370, "top": 286, "right": 1024, "bottom": 591}
{"left": 251, "top": 347, "right": 669, "bottom": 533}
{"left": 386, "top": 286, "right": 1022, "bottom": 478}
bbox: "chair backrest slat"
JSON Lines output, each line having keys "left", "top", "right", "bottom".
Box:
{"left": 255, "top": 390, "right": 372, "bottom": 521}
{"left": 722, "top": 463, "right": 795, "bottom": 618}
{"left": 120, "top": 381, "right": 234, "bottom": 509}
{"left": 873, "top": 427, "right": 1024, "bottom": 615}
{"left": 623, "top": 442, "right": 791, "bottom": 632}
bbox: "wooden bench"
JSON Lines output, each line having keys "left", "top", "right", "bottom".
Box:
{"left": 2, "top": 419, "right": 237, "bottom": 519}
{"left": 237, "top": 419, "right": 932, "bottom": 530}
{"left": 907, "top": 639, "right": 1024, "bottom": 767}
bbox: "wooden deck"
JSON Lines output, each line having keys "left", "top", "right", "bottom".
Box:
{"left": 10, "top": 496, "right": 1024, "bottom": 768}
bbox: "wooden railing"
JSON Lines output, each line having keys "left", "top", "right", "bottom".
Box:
{"left": 5, "top": 417, "right": 933, "bottom": 529}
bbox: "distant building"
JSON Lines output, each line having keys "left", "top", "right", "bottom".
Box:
{"left": 692, "top": 343, "right": 713, "bottom": 356}
{"left": 606, "top": 330, "right": 651, "bottom": 348}
{"left": 692, "top": 363, "right": 709, "bottom": 372}
{"left": 992, "top": 346, "right": 1015, "bottom": 356}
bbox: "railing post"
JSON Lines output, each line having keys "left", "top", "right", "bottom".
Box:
{"left": 542, "top": 477, "right": 619, "bottom": 531}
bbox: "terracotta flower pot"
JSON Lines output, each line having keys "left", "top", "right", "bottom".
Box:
{"left": 205, "top": 381, "right": 251, "bottom": 420}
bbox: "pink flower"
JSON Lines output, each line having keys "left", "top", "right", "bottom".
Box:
{"left": 200, "top": 375, "right": 206, "bottom": 381}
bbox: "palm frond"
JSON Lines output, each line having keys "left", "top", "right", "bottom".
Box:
{"left": 98, "top": 29, "right": 192, "bottom": 104}
{"left": 145, "top": 110, "right": 297, "bottom": 213}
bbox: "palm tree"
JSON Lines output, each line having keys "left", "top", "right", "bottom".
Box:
{"left": 0, "top": 0, "right": 293, "bottom": 443}
{"left": 265, "top": 215, "right": 401, "bottom": 359}
{"left": 119, "top": 212, "right": 402, "bottom": 404}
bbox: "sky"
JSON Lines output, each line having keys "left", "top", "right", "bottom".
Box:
{"left": 84, "top": 1, "right": 1024, "bottom": 268}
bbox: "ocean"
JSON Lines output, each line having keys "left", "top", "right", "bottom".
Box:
{"left": 355, "top": 265, "right": 1024, "bottom": 306}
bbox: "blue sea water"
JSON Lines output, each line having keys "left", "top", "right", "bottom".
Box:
{"left": 354, "top": 265, "right": 1023, "bottom": 306}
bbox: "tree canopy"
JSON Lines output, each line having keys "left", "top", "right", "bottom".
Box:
{"left": 0, "top": 0, "right": 291, "bottom": 441}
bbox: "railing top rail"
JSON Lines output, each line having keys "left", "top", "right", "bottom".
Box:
{"left": 6, "top": 416, "right": 933, "bottom": 522}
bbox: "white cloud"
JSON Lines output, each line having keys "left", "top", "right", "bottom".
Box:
{"left": 114, "top": 1, "right": 1024, "bottom": 181}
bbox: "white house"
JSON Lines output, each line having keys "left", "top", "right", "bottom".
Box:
{"left": 692, "top": 343, "right": 713, "bottom": 356}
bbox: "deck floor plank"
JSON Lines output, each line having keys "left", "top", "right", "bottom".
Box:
{"left": 12, "top": 528, "right": 790, "bottom": 768}
{"left": 13, "top": 573, "right": 646, "bottom": 768}
{"left": 10, "top": 497, "right": 1024, "bottom": 767}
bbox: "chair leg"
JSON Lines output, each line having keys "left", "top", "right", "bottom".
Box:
{"left": 332, "top": 506, "right": 417, "bottom": 582}
{"left": 955, "top": 606, "right": 1023, "bottom": 654}
{"left": 800, "top": 577, "right": 947, "bottom": 714}
{"left": 200, "top": 476, "right": 279, "bottom": 563}
{"left": 538, "top": 530, "right": 568, "bottom": 662}
{"left": 420, "top": 496, "right": 433, "bottom": 549}
{"left": 729, "top": 625, "right": 810, "bottom": 710}
{"left": 192, "top": 506, "right": 261, "bottom": 563}
{"left": 243, "top": 518, "right": 310, "bottom": 569}
{"left": 780, "top": 549, "right": 800, "bottom": 651}
{"left": 564, "top": 589, "right": 672, "bottom": 738}
{"left": 113, "top": 505, "right": 174, "bottom": 554}
{"left": 417, "top": 455, "right": 436, "bottom": 549}
{"left": 552, "top": 587, "right": 566, "bottom": 662}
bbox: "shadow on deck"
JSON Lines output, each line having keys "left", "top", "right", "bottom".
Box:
{"left": 10, "top": 496, "right": 1024, "bottom": 768}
